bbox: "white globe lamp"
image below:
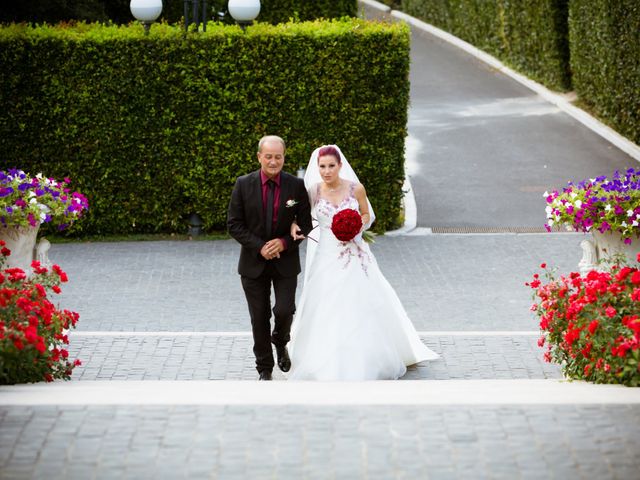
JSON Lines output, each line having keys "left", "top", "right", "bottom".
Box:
{"left": 130, "top": 0, "right": 163, "bottom": 34}
{"left": 228, "top": 0, "right": 261, "bottom": 29}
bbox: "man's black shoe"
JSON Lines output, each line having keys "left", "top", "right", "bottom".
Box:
{"left": 276, "top": 346, "right": 291, "bottom": 372}
{"left": 258, "top": 371, "right": 272, "bottom": 381}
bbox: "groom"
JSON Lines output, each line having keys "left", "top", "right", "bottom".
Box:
{"left": 227, "top": 135, "right": 313, "bottom": 380}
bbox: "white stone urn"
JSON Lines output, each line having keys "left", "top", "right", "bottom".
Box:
{"left": 579, "top": 231, "right": 640, "bottom": 274}
{"left": 0, "top": 225, "right": 51, "bottom": 273}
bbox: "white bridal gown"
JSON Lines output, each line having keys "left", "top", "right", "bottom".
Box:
{"left": 288, "top": 183, "right": 438, "bottom": 380}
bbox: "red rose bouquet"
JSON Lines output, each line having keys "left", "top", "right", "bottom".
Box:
{"left": 527, "top": 253, "right": 640, "bottom": 386}
{"left": 331, "top": 208, "right": 363, "bottom": 242}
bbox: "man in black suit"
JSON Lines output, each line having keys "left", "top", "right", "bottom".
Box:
{"left": 227, "top": 135, "right": 313, "bottom": 380}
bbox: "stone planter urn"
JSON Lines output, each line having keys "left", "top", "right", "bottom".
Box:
{"left": 579, "top": 231, "right": 640, "bottom": 274}
{"left": 0, "top": 225, "right": 51, "bottom": 273}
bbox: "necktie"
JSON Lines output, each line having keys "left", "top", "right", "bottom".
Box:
{"left": 265, "top": 179, "right": 275, "bottom": 239}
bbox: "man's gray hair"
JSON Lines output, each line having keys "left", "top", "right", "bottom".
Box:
{"left": 258, "top": 135, "right": 286, "bottom": 153}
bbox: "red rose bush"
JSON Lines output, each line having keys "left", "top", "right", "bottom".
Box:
{"left": 331, "top": 208, "right": 363, "bottom": 242}
{"left": 527, "top": 253, "right": 640, "bottom": 386}
{"left": 0, "top": 240, "right": 80, "bottom": 384}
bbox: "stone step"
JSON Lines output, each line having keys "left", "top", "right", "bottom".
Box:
{"left": 1, "top": 403, "right": 638, "bottom": 479}
{"left": 2, "top": 379, "right": 640, "bottom": 406}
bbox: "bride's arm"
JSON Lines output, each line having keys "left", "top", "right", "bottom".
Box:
{"left": 353, "top": 183, "right": 370, "bottom": 229}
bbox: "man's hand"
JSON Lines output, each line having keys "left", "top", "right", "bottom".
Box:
{"left": 260, "top": 239, "right": 284, "bottom": 260}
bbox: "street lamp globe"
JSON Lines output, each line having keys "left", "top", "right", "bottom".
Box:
{"left": 130, "top": 0, "right": 163, "bottom": 33}
{"left": 228, "top": 0, "right": 261, "bottom": 27}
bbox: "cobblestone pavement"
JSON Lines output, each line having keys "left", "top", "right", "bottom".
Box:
{"left": 65, "top": 334, "right": 560, "bottom": 381}
{"left": 53, "top": 233, "right": 582, "bottom": 332}
{"left": 1, "top": 405, "right": 639, "bottom": 479}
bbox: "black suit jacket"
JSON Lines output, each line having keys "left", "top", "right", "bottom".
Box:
{"left": 227, "top": 170, "right": 313, "bottom": 279}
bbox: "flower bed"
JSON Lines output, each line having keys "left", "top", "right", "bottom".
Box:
{"left": 527, "top": 255, "right": 640, "bottom": 386}
{"left": 0, "top": 241, "right": 80, "bottom": 384}
{"left": 544, "top": 167, "right": 640, "bottom": 244}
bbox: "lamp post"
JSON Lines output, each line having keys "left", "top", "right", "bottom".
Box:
{"left": 228, "top": 0, "right": 261, "bottom": 30}
{"left": 183, "top": 0, "right": 209, "bottom": 32}
{"left": 130, "top": 0, "right": 163, "bottom": 35}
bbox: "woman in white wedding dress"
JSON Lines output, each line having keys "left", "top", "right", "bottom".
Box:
{"left": 287, "top": 145, "right": 438, "bottom": 381}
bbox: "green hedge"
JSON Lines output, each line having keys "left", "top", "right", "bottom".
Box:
{"left": 0, "top": 19, "right": 409, "bottom": 235}
{"left": 401, "top": 0, "right": 571, "bottom": 90}
{"left": 569, "top": 0, "right": 640, "bottom": 145}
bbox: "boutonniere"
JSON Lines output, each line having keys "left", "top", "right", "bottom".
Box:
{"left": 285, "top": 198, "right": 299, "bottom": 208}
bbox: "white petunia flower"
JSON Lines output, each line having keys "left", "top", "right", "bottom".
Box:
{"left": 545, "top": 206, "right": 553, "bottom": 215}
{"left": 605, "top": 204, "right": 612, "bottom": 212}
{"left": 628, "top": 209, "right": 635, "bottom": 217}
{"left": 575, "top": 200, "right": 582, "bottom": 208}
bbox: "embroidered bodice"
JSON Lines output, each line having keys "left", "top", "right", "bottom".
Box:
{"left": 314, "top": 182, "right": 361, "bottom": 231}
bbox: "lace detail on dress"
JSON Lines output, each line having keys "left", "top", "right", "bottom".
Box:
{"left": 338, "top": 241, "right": 370, "bottom": 275}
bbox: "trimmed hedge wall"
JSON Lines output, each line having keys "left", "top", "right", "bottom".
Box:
{"left": 401, "top": 0, "right": 571, "bottom": 90}
{"left": 569, "top": 0, "right": 640, "bottom": 145}
{"left": 0, "top": 19, "right": 409, "bottom": 235}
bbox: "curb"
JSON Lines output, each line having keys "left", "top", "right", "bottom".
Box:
{"left": 385, "top": 135, "right": 419, "bottom": 236}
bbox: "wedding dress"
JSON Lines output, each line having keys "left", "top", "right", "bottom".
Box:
{"left": 288, "top": 147, "right": 438, "bottom": 381}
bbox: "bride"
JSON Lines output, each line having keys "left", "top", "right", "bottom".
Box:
{"left": 287, "top": 145, "right": 438, "bottom": 380}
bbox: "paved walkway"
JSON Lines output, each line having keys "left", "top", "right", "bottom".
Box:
{"left": 2, "top": 2, "right": 640, "bottom": 479}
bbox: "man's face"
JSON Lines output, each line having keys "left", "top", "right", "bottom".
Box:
{"left": 258, "top": 140, "right": 285, "bottom": 179}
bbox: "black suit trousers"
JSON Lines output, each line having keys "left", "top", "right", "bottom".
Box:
{"left": 241, "top": 262, "right": 297, "bottom": 373}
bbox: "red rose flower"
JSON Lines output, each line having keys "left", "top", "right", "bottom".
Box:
{"left": 331, "top": 208, "right": 363, "bottom": 242}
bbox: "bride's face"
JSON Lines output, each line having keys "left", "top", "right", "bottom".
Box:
{"left": 318, "top": 155, "right": 341, "bottom": 185}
